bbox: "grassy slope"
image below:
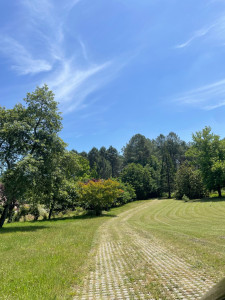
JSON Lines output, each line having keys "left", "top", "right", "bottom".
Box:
{"left": 0, "top": 202, "right": 140, "bottom": 300}
{"left": 128, "top": 198, "right": 225, "bottom": 280}
{"left": 1, "top": 199, "right": 225, "bottom": 299}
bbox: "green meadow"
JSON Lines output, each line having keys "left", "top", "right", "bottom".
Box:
{"left": 1, "top": 199, "right": 225, "bottom": 299}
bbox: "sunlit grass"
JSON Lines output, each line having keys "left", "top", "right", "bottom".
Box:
{"left": 128, "top": 198, "right": 225, "bottom": 280}
{"left": 0, "top": 202, "right": 140, "bottom": 300}
{"left": 1, "top": 198, "right": 225, "bottom": 299}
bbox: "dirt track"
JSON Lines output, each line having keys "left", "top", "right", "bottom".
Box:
{"left": 74, "top": 201, "right": 216, "bottom": 299}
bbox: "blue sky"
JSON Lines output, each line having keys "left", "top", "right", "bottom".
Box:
{"left": 1, "top": 0, "right": 225, "bottom": 152}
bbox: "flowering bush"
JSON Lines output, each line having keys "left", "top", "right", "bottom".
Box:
{"left": 78, "top": 179, "right": 123, "bottom": 215}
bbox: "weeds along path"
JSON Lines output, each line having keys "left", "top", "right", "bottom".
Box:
{"left": 74, "top": 201, "right": 216, "bottom": 299}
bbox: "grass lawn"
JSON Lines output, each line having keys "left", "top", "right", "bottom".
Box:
{"left": 0, "top": 202, "right": 140, "bottom": 300}
{"left": 1, "top": 198, "right": 225, "bottom": 299}
{"left": 128, "top": 198, "right": 225, "bottom": 280}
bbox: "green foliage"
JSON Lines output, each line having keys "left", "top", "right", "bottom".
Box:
{"left": 155, "top": 132, "right": 187, "bottom": 198}
{"left": 60, "top": 151, "right": 90, "bottom": 182}
{"left": 2, "top": 87, "right": 225, "bottom": 230}
{"left": 187, "top": 127, "right": 225, "bottom": 197}
{"left": 106, "top": 146, "right": 122, "bottom": 177}
{"left": 87, "top": 146, "right": 121, "bottom": 179}
{"left": 176, "top": 162, "right": 206, "bottom": 199}
{"left": 181, "top": 194, "right": 190, "bottom": 202}
{"left": 29, "top": 205, "right": 40, "bottom": 221}
{"left": 0, "top": 85, "right": 64, "bottom": 227}
{"left": 116, "top": 181, "right": 136, "bottom": 205}
{"left": 36, "top": 150, "right": 90, "bottom": 219}
{"left": 15, "top": 205, "right": 30, "bottom": 221}
{"left": 78, "top": 179, "right": 123, "bottom": 215}
{"left": 98, "top": 156, "right": 112, "bottom": 179}
{"left": 0, "top": 85, "right": 93, "bottom": 226}
{"left": 0, "top": 103, "right": 28, "bottom": 171}
{"left": 120, "top": 163, "right": 157, "bottom": 199}
{"left": 123, "top": 133, "right": 153, "bottom": 166}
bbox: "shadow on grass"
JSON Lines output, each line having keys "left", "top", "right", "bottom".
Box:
{"left": 0, "top": 225, "right": 48, "bottom": 234}
{"left": 194, "top": 197, "right": 225, "bottom": 203}
{"left": 171, "top": 197, "right": 225, "bottom": 203}
{"left": 0, "top": 211, "right": 118, "bottom": 231}
{"left": 46, "top": 212, "right": 118, "bottom": 223}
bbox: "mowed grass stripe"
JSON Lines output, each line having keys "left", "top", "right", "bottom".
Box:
{"left": 127, "top": 199, "right": 225, "bottom": 279}
{"left": 1, "top": 199, "right": 225, "bottom": 299}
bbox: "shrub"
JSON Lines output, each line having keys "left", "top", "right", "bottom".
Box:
{"left": 13, "top": 205, "right": 30, "bottom": 222}
{"left": 182, "top": 194, "right": 190, "bottom": 202}
{"left": 116, "top": 181, "right": 136, "bottom": 206}
{"left": 29, "top": 205, "right": 40, "bottom": 221}
{"left": 176, "top": 162, "right": 206, "bottom": 199}
{"left": 78, "top": 179, "right": 123, "bottom": 215}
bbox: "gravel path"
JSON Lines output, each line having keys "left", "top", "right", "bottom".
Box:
{"left": 74, "top": 202, "right": 216, "bottom": 299}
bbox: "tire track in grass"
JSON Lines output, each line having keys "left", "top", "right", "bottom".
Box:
{"left": 130, "top": 229, "right": 215, "bottom": 299}
{"left": 74, "top": 200, "right": 217, "bottom": 299}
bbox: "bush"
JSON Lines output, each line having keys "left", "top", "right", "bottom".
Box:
{"left": 38, "top": 205, "right": 48, "bottom": 219}
{"left": 78, "top": 179, "right": 123, "bottom": 215}
{"left": 115, "top": 181, "right": 136, "bottom": 206}
{"left": 29, "top": 205, "right": 40, "bottom": 221}
{"left": 176, "top": 162, "right": 206, "bottom": 199}
{"left": 182, "top": 194, "right": 190, "bottom": 202}
{"left": 42, "top": 213, "right": 48, "bottom": 220}
{"left": 16, "top": 205, "right": 30, "bottom": 221}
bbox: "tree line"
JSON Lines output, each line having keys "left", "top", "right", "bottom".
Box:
{"left": 1, "top": 85, "right": 225, "bottom": 227}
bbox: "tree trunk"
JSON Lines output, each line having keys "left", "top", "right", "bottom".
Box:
{"left": 7, "top": 201, "right": 15, "bottom": 223}
{"left": 165, "top": 155, "right": 171, "bottom": 199}
{"left": 0, "top": 203, "right": 9, "bottom": 228}
{"left": 218, "top": 187, "right": 222, "bottom": 198}
{"left": 167, "top": 172, "right": 171, "bottom": 199}
{"left": 48, "top": 199, "right": 55, "bottom": 220}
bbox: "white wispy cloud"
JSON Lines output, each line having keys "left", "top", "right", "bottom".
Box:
{"left": 79, "top": 39, "right": 89, "bottom": 61}
{"left": 46, "top": 59, "right": 112, "bottom": 113}
{"left": 0, "top": 36, "right": 52, "bottom": 75}
{"left": 175, "top": 15, "right": 225, "bottom": 49}
{"left": 22, "top": 0, "right": 53, "bottom": 18}
{"left": 0, "top": 0, "right": 129, "bottom": 113}
{"left": 175, "top": 25, "right": 215, "bottom": 48}
{"left": 63, "top": 0, "right": 82, "bottom": 11}
{"left": 173, "top": 79, "right": 225, "bottom": 110}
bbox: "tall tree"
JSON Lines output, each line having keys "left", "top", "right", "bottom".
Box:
{"left": 123, "top": 134, "right": 153, "bottom": 166}
{"left": 98, "top": 147, "right": 112, "bottom": 179}
{"left": 120, "top": 163, "right": 156, "bottom": 199}
{"left": 176, "top": 161, "right": 206, "bottom": 199}
{"left": 87, "top": 147, "right": 113, "bottom": 179}
{"left": 0, "top": 85, "right": 63, "bottom": 227}
{"left": 98, "top": 157, "right": 112, "bottom": 179}
{"left": 155, "top": 132, "right": 187, "bottom": 198}
{"left": 40, "top": 150, "right": 90, "bottom": 219}
{"left": 106, "top": 146, "right": 122, "bottom": 177}
{"left": 187, "top": 127, "right": 225, "bottom": 197}
{"left": 88, "top": 147, "right": 100, "bottom": 177}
